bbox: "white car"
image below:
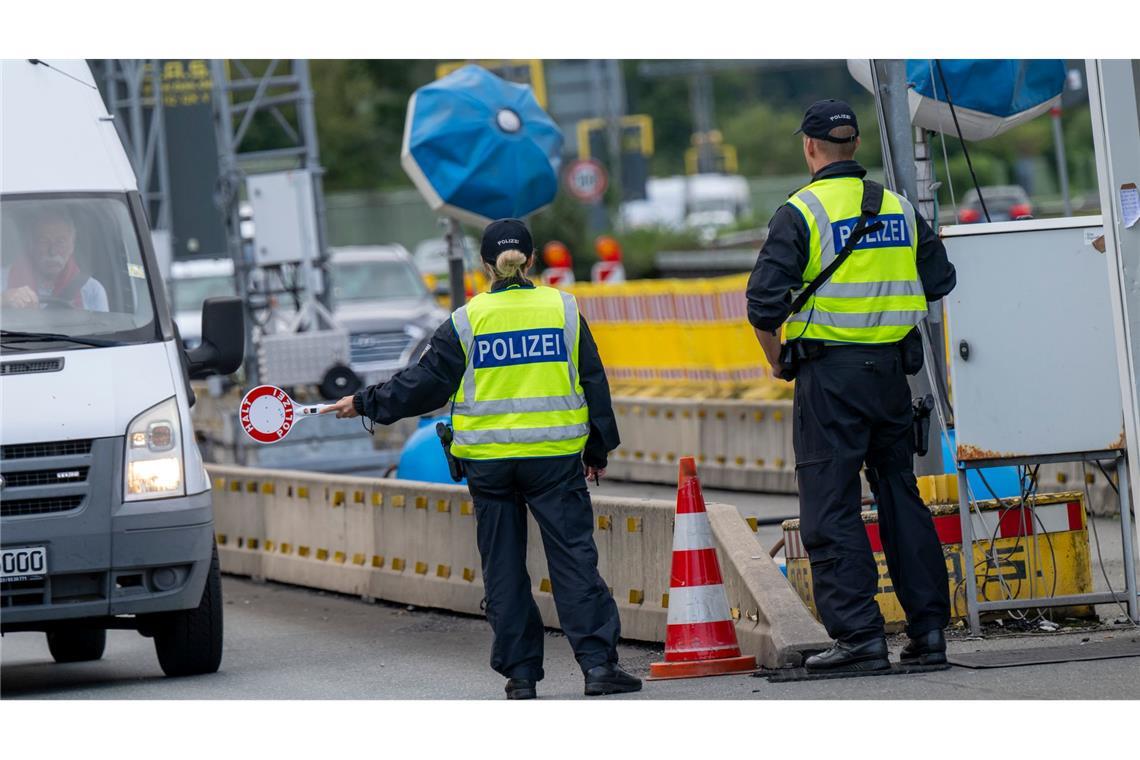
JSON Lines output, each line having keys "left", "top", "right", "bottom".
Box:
{"left": 170, "top": 258, "right": 239, "bottom": 349}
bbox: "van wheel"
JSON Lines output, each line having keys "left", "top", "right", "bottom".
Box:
{"left": 46, "top": 628, "right": 106, "bottom": 663}
{"left": 153, "top": 543, "right": 223, "bottom": 677}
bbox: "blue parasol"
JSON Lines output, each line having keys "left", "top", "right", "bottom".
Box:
{"left": 848, "top": 59, "right": 1066, "bottom": 141}
{"left": 401, "top": 65, "right": 564, "bottom": 227}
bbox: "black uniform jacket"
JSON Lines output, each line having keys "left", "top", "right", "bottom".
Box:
{"left": 746, "top": 160, "right": 957, "bottom": 335}
{"left": 352, "top": 279, "right": 621, "bottom": 467}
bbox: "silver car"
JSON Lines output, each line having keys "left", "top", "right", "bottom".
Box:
{"left": 328, "top": 245, "right": 450, "bottom": 386}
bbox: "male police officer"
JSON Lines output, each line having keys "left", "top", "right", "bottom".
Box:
{"left": 323, "top": 219, "right": 641, "bottom": 699}
{"left": 747, "top": 100, "right": 957, "bottom": 672}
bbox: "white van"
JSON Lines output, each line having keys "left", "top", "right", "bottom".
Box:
{"left": 0, "top": 60, "right": 243, "bottom": 675}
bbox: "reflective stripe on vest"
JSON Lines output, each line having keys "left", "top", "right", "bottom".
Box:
{"left": 450, "top": 285, "right": 588, "bottom": 460}
{"left": 786, "top": 177, "right": 926, "bottom": 344}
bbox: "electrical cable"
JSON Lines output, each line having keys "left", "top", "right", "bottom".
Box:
{"left": 1093, "top": 459, "right": 1120, "bottom": 495}
{"left": 927, "top": 60, "right": 959, "bottom": 219}
{"left": 934, "top": 59, "right": 991, "bottom": 223}
{"left": 1081, "top": 461, "right": 1134, "bottom": 623}
{"left": 1091, "top": 459, "right": 1133, "bottom": 519}
{"left": 975, "top": 465, "right": 1058, "bottom": 626}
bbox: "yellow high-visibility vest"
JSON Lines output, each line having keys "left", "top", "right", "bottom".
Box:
{"left": 785, "top": 176, "right": 927, "bottom": 344}
{"left": 450, "top": 284, "right": 589, "bottom": 460}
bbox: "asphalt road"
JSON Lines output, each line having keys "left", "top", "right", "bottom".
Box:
{"left": 4, "top": 481, "right": 1137, "bottom": 700}
{"left": 4, "top": 572, "right": 1138, "bottom": 700}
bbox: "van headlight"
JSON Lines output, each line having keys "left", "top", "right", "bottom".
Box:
{"left": 125, "top": 397, "right": 185, "bottom": 501}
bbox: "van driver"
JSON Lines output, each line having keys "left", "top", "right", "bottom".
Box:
{"left": 1, "top": 210, "right": 109, "bottom": 312}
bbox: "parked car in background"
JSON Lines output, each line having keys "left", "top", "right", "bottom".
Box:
{"left": 170, "top": 258, "right": 237, "bottom": 349}
{"left": 170, "top": 246, "right": 448, "bottom": 387}
{"left": 957, "top": 185, "right": 1033, "bottom": 223}
{"left": 328, "top": 245, "right": 450, "bottom": 386}
{"left": 620, "top": 174, "right": 752, "bottom": 232}
{"left": 412, "top": 236, "right": 488, "bottom": 304}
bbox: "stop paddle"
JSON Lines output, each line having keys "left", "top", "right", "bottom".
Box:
{"left": 239, "top": 385, "right": 330, "bottom": 444}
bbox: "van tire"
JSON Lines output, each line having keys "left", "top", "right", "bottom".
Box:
{"left": 46, "top": 628, "right": 106, "bottom": 663}
{"left": 153, "top": 543, "right": 223, "bottom": 677}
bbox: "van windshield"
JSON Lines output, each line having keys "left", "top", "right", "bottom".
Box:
{"left": 0, "top": 195, "right": 157, "bottom": 347}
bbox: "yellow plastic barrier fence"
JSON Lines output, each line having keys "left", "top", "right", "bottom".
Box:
{"left": 569, "top": 275, "right": 787, "bottom": 399}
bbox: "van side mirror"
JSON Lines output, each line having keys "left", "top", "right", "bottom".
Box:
{"left": 186, "top": 297, "right": 244, "bottom": 379}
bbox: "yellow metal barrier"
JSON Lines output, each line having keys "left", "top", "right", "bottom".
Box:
{"left": 782, "top": 491, "right": 1095, "bottom": 630}
{"left": 569, "top": 274, "right": 789, "bottom": 399}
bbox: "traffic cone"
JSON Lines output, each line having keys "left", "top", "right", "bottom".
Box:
{"left": 649, "top": 457, "right": 757, "bottom": 679}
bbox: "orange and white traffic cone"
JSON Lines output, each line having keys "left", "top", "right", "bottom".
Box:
{"left": 649, "top": 457, "right": 757, "bottom": 679}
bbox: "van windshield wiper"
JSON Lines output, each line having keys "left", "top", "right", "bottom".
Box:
{"left": 0, "top": 330, "right": 118, "bottom": 348}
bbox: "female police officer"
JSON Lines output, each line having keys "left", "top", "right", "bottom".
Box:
{"left": 323, "top": 218, "right": 641, "bottom": 699}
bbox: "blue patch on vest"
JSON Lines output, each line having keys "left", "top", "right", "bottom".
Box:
{"left": 831, "top": 213, "right": 910, "bottom": 252}
{"left": 473, "top": 328, "right": 567, "bottom": 369}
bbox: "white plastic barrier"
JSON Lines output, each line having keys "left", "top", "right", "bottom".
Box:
{"left": 208, "top": 464, "right": 829, "bottom": 667}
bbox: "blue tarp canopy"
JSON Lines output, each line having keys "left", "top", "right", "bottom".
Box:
{"left": 401, "top": 65, "right": 564, "bottom": 227}
{"left": 907, "top": 60, "right": 1067, "bottom": 118}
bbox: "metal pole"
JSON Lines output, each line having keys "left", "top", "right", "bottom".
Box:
{"left": 957, "top": 468, "right": 981, "bottom": 635}
{"left": 1116, "top": 456, "right": 1139, "bottom": 622}
{"left": 445, "top": 218, "right": 467, "bottom": 312}
{"left": 1086, "top": 59, "right": 1140, "bottom": 582}
{"left": 689, "top": 69, "right": 715, "bottom": 174}
{"left": 293, "top": 59, "right": 332, "bottom": 312}
{"left": 150, "top": 62, "right": 172, "bottom": 232}
{"left": 1050, "top": 106, "right": 1073, "bottom": 216}
{"left": 871, "top": 59, "right": 946, "bottom": 476}
{"left": 604, "top": 59, "right": 624, "bottom": 204}
{"left": 210, "top": 58, "right": 260, "bottom": 386}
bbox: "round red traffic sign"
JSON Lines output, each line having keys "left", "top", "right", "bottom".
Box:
{"left": 240, "top": 385, "right": 297, "bottom": 444}
{"left": 565, "top": 159, "right": 608, "bottom": 203}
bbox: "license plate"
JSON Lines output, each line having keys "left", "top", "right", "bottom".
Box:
{"left": 1, "top": 546, "right": 48, "bottom": 582}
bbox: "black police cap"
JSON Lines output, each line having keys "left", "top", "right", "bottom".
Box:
{"left": 480, "top": 218, "right": 534, "bottom": 264}
{"left": 794, "top": 99, "right": 860, "bottom": 143}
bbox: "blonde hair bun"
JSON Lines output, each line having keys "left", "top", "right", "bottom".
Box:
{"left": 492, "top": 249, "right": 529, "bottom": 280}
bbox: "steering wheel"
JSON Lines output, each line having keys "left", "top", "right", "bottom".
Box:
{"left": 37, "top": 296, "right": 78, "bottom": 310}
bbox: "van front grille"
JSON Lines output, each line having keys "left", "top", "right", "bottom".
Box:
{"left": 1, "top": 577, "right": 47, "bottom": 607}
{"left": 2, "top": 439, "right": 93, "bottom": 460}
{"left": 0, "top": 496, "right": 85, "bottom": 518}
{"left": 2, "top": 467, "right": 89, "bottom": 488}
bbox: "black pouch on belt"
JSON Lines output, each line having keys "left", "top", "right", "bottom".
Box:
{"left": 898, "top": 326, "right": 925, "bottom": 376}
{"left": 435, "top": 422, "right": 465, "bottom": 482}
{"left": 912, "top": 394, "right": 935, "bottom": 456}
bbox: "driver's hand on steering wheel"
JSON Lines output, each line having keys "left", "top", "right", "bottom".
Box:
{"left": 1, "top": 286, "right": 39, "bottom": 309}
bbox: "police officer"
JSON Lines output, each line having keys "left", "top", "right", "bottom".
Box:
{"left": 323, "top": 219, "right": 642, "bottom": 699}
{"left": 747, "top": 100, "right": 957, "bottom": 672}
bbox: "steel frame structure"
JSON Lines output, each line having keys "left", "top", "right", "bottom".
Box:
{"left": 209, "top": 59, "right": 334, "bottom": 385}
{"left": 92, "top": 60, "right": 173, "bottom": 234}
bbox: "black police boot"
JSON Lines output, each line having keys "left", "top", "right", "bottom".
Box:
{"left": 584, "top": 663, "right": 642, "bottom": 696}
{"left": 505, "top": 678, "right": 536, "bottom": 700}
{"left": 804, "top": 637, "right": 890, "bottom": 673}
{"left": 900, "top": 629, "right": 947, "bottom": 666}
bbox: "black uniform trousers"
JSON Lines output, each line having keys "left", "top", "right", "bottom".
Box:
{"left": 465, "top": 453, "right": 621, "bottom": 682}
{"left": 793, "top": 343, "right": 951, "bottom": 643}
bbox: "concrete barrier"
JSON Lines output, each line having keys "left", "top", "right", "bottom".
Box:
{"left": 207, "top": 464, "right": 830, "bottom": 667}
{"left": 607, "top": 397, "right": 797, "bottom": 493}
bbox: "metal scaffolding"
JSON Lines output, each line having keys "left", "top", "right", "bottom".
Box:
{"left": 92, "top": 60, "right": 173, "bottom": 234}
{"left": 209, "top": 59, "right": 335, "bottom": 385}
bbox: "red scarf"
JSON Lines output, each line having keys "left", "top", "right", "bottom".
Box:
{"left": 7, "top": 256, "right": 84, "bottom": 307}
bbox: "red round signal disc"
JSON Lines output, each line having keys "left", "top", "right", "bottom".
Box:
{"left": 240, "top": 385, "right": 297, "bottom": 444}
